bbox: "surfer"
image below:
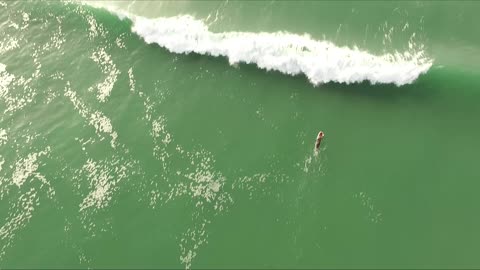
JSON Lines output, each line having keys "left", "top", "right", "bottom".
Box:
{"left": 315, "top": 131, "right": 324, "bottom": 150}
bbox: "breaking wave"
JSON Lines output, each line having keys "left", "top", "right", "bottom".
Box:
{"left": 97, "top": 5, "right": 434, "bottom": 87}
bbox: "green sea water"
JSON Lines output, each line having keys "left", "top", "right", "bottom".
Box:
{"left": 1, "top": 0, "right": 480, "bottom": 268}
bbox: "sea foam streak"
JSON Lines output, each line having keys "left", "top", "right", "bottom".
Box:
{"left": 101, "top": 5, "right": 433, "bottom": 86}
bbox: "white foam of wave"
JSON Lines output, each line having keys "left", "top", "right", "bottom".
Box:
{"left": 133, "top": 91, "right": 232, "bottom": 268}
{"left": 78, "top": 158, "right": 128, "bottom": 212}
{"left": 179, "top": 218, "right": 210, "bottom": 269}
{"left": 232, "top": 172, "right": 290, "bottom": 200}
{"left": 116, "top": 34, "right": 126, "bottom": 49}
{"left": 12, "top": 148, "right": 50, "bottom": 188}
{"left": 0, "top": 188, "right": 39, "bottom": 258}
{"left": 152, "top": 116, "right": 171, "bottom": 145}
{"left": 0, "top": 38, "right": 19, "bottom": 54}
{"left": 73, "top": 155, "right": 138, "bottom": 237}
{"left": 0, "top": 63, "right": 40, "bottom": 113}
{"left": 0, "top": 145, "right": 55, "bottom": 258}
{"left": 88, "top": 48, "right": 120, "bottom": 102}
{"left": 0, "top": 63, "right": 15, "bottom": 96}
{"left": 100, "top": 7, "right": 433, "bottom": 86}
{"left": 21, "top": 12, "right": 30, "bottom": 30}
{"left": 41, "top": 21, "right": 66, "bottom": 52}
{"left": 127, "top": 67, "right": 135, "bottom": 92}
{"left": 175, "top": 148, "right": 232, "bottom": 269}
{"left": 85, "top": 14, "right": 106, "bottom": 40}
{"left": 65, "top": 83, "right": 118, "bottom": 148}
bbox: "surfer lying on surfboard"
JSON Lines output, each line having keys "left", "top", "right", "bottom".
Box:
{"left": 315, "top": 131, "right": 324, "bottom": 150}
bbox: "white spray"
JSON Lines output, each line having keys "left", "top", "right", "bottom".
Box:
{"left": 94, "top": 4, "right": 433, "bottom": 86}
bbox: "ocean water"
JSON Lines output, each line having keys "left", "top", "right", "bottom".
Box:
{"left": 1, "top": 0, "right": 480, "bottom": 268}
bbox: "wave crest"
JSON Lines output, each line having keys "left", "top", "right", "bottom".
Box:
{"left": 105, "top": 6, "right": 433, "bottom": 86}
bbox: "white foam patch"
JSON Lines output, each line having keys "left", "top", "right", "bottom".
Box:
{"left": 78, "top": 159, "right": 128, "bottom": 212}
{"left": 151, "top": 115, "right": 172, "bottom": 170}
{"left": 51, "top": 71, "right": 65, "bottom": 81}
{"left": 41, "top": 21, "right": 66, "bottom": 52}
{"left": 116, "top": 34, "right": 126, "bottom": 49}
{"left": 22, "top": 12, "right": 29, "bottom": 23}
{"left": 20, "top": 12, "right": 30, "bottom": 30}
{"left": 174, "top": 149, "right": 232, "bottom": 269}
{"left": 85, "top": 14, "right": 106, "bottom": 40}
{"left": 179, "top": 219, "right": 210, "bottom": 269}
{"left": 89, "top": 112, "right": 118, "bottom": 147}
{"left": 0, "top": 131, "right": 54, "bottom": 197}
{"left": 0, "top": 1, "right": 7, "bottom": 7}
{"left": 65, "top": 84, "right": 118, "bottom": 148}
{"left": 300, "top": 150, "right": 327, "bottom": 175}
{"left": 152, "top": 116, "right": 171, "bottom": 145}
{"left": 31, "top": 49, "right": 42, "bottom": 79}
{"left": 74, "top": 156, "right": 137, "bottom": 237}
{"left": 8, "top": 22, "right": 19, "bottom": 30}
{"left": 123, "top": 73, "right": 290, "bottom": 268}
{"left": 0, "top": 38, "right": 19, "bottom": 54}
{"left": 0, "top": 156, "right": 4, "bottom": 172}
{"left": 89, "top": 48, "right": 120, "bottom": 102}
{"left": 137, "top": 93, "right": 233, "bottom": 268}
{"left": 0, "top": 63, "right": 38, "bottom": 113}
{"left": 102, "top": 11, "right": 433, "bottom": 86}
{"left": 0, "top": 188, "right": 39, "bottom": 258}
{"left": 0, "top": 143, "right": 55, "bottom": 258}
{"left": 11, "top": 148, "right": 50, "bottom": 188}
{"left": 180, "top": 149, "right": 232, "bottom": 211}
{"left": 232, "top": 172, "right": 289, "bottom": 199}
{"left": 0, "top": 63, "right": 15, "bottom": 97}
{"left": 128, "top": 67, "right": 135, "bottom": 92}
